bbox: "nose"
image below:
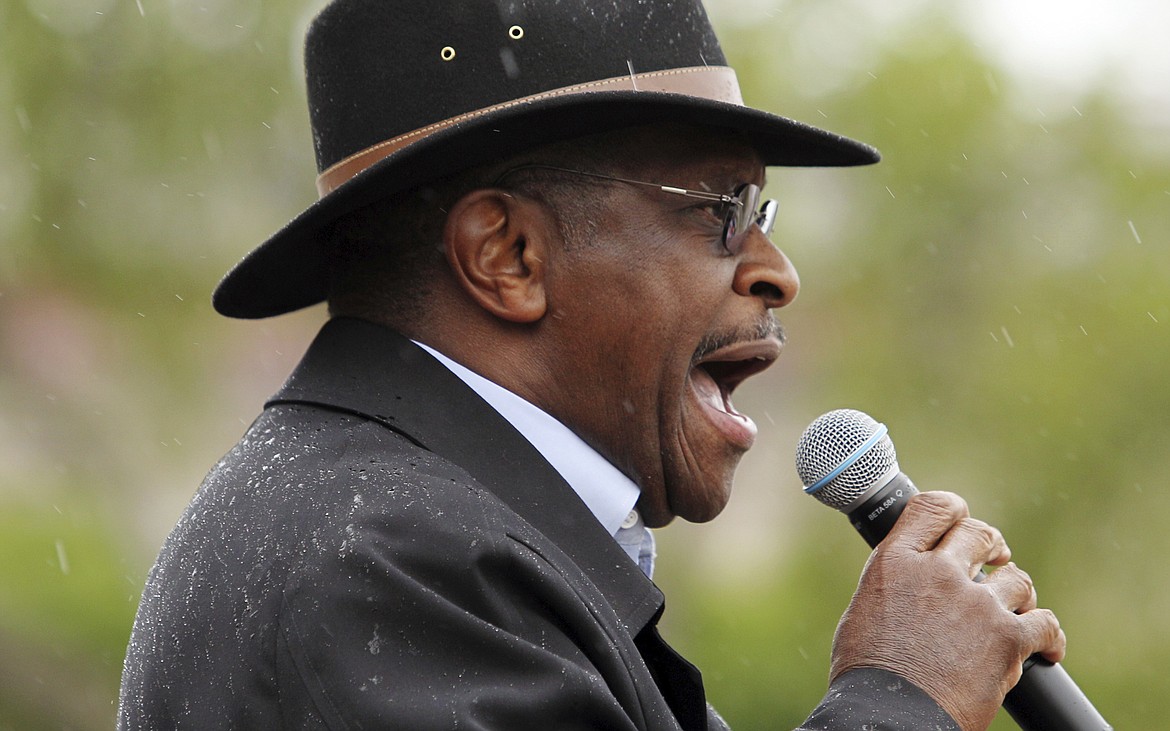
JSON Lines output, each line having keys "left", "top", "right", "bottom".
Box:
{"left": 732, "top": 227, "right": 800, "bottom": 308}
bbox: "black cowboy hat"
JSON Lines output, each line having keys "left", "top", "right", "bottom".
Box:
{"left": 212, "top": 0, "right": 880, "bottom": 319}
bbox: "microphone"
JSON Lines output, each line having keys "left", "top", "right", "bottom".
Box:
{"left": 794, "top": 408, "right": 1112, "bottom": 731}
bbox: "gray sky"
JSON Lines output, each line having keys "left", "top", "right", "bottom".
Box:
{"left": 709, "top": 0, "right": 1169, "bottom": 124}
{"left": 963, "top": 0, "right": 1170, "bottom": 110}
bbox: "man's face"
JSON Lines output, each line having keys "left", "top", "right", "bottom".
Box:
{"left": 537, "top": 127, "right": 799, "bottom": 527}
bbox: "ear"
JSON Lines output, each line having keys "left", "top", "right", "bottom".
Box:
{"left": 443, "top": 189, "right": 551, "bottom": 323}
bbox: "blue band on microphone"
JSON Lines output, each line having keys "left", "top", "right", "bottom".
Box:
{"left": 803, "top": 423, "right": 888, "bottom": 494}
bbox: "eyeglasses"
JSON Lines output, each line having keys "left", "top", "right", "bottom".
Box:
{"left": 494, "top": 164, "right": 778, "bottom": 254}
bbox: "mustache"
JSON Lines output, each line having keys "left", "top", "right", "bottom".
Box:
{"left": 691, "top": 314, "right": 786, "bottom": 365}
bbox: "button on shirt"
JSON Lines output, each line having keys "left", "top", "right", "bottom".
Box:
{"left": 614, "top": 509, "right": 656, "bottom": 579}
{"left": 416, "top": 342, "right": 656, "bottom": 577}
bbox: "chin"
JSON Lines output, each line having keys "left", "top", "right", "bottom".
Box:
{"left": 655, "top": 475, "right": 735, "bottom": 526}
{"left": 638, "top": 430, "right": 744, "bottom": 526}
{"left": 675, "top": 496, "right": 731, "bottom": 524}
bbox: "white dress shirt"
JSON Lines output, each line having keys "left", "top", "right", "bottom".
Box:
{"left": 415, "top": 342, "right": 655, "bottom": 576}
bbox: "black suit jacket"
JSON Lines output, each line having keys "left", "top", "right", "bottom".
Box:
{"left": 118, "top": 318, "right": 956, "bottom": 730}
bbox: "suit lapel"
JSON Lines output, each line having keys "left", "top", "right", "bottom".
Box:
{"left": 268, "top": 317, "right": 665, "bottom": 632}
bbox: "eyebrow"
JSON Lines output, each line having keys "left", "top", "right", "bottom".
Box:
{"left": 690, "top": 170, "right": 767, "bottom": 195}
{"left": 687, "top": 155, "right": 768, "bottom": 192}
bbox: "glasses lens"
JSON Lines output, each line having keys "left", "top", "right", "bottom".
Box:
{"left": 723, "top": 184, "right": 763, "bottom": 252}
{"left": 758, "top": 198, "right": 778, "bottom": 237}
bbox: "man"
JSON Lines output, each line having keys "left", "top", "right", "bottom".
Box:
{"left": 119, "top": 1, "right": 1065, "bottom": 729}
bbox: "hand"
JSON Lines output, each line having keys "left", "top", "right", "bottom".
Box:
{"left": 829, "top": 491, "right": 1067, "bottom": 731}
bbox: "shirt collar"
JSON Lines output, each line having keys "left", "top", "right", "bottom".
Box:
{"left": 414, "top": 342, "right": 641, "bottom": 536}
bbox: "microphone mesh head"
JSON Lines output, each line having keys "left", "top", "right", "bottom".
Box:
{"left": 795, "top": 409, "right": 898, "bottom": 510}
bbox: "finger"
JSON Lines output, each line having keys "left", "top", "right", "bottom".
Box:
{"left": 1017, "top": 608, "right": 1067, "bottom": 664}
{"left": 983, "top": 562, "right": 1037, "bottom": 613}
{"left": 884, "top": 491, "right": 969, "bottom": 554}
{"left": 934, "top": 518, "right": 1011, "bottom": 578}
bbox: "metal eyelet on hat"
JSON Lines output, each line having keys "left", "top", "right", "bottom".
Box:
{"left": 508, "top": 25, "right": 524, "bottom": 40}
{"left": 440, "top": 46, "right": 456, "bottom": 61}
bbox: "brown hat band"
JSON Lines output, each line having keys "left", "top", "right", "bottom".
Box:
{"left": 315, "top": 65, "right": 743, "bottom": 198}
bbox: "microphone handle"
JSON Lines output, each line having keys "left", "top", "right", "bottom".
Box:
{"left": 844, "top": 476, "right": 1112, "bottom": 730}
{"left": 846, "top": 472, "right": 920, "bottom": 549}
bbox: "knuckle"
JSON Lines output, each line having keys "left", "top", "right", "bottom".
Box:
{"left": 960, "top": 518, "right": 999, "bottom": 548}
{"left": 1036, "top": 608, "right": 1061, "bottom": 631}
{"left": 1019, "top": 607, "right": 1062, "bottom": 650}
{"left": 984, "top": 562, "right": 1040, "bottom": 614}
{"left": 1016, "top": 567, "right": 1036, "bottom": 594}
{"left": 985, "top": 523, "right": 1006, "bottom": 548}
{"left": 999, "top": 561, "right": 1034, "bottom": 589}
{"left": 910, "top": 491, "right": 968, "bottom": 520}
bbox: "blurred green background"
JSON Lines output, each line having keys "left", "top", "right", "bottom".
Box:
{"left": 1, "top": 0, "right": 1166, "bottom": 728}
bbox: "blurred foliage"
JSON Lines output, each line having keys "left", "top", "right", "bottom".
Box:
{"left": 660, "top": 4, "right": 1170, "bottom": 729}
{"left": 1, "top": 0, "right": 1166, "bottom": 729}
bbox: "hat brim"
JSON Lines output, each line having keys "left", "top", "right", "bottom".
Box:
{"left": 213, "top": 91, "right": 879, "bottom": 318}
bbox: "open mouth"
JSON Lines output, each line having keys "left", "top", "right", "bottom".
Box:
{"left": 689, "top": 339, "right": 781, "bottom": 447}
